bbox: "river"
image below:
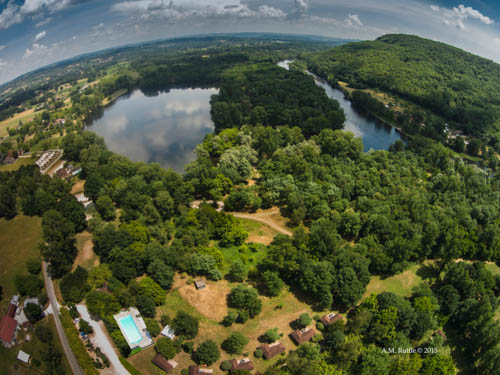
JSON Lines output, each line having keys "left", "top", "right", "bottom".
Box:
{"left": 277, "top": 60, "right": 405, "bottom": 151}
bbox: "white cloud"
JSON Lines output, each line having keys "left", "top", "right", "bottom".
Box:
{"left": 257, "top": 5, "right": 286, "bottom": 19}
{"left": 0, "top": 0, "right": 92, "bottom": 30}
{"left": 0, "top": 45, "right": 5, "bottom": 51}
{"left": 453, "top": 4, "right": 493, "bottom": 25}
{"left": 34, "top": 30, "right": 47, "bottom": 42}
{"left": 0, "top": 59, "right": 7, "bottom": 70}
{"left": 23, "top": 43, "right": 48, "bottom": 59}
{"left": 430, "top": 3, "right": 494, "bottom": 30}
{"left": 93, "top": 22, "right": 104, "bottom": 30}
{"left": 346, "top": 13, "right": 362, "bottom": 27}
{"left": 35, "top": 17, "right": 52, "bottom": 27}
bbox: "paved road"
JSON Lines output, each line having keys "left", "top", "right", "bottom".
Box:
{"left": 42, "top": 262, "right": 85, "bottom": 375}
{"left": 77, "top": 304, "right": 130, "bottom": 375}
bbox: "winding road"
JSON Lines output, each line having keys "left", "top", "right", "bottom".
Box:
{"left": 231, "top": 210, "right": 292, "bottom": 236}
{"left": 42, "top": 262, "right": 85, "bottom": 375}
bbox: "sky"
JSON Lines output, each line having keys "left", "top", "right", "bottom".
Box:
{"left": 1, "top": 0, "right": 500, "bottom": 84}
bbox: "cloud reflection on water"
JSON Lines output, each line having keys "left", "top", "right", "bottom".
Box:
{"left": 89, "top": 87, "right": 218, "bottom": 173}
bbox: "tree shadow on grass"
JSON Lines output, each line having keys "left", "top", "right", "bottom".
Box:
{"left": 416, "top": 263, "right": 440, "bottom": 281}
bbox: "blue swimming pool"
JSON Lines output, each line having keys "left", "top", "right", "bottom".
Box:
{"left": 119, "top": 315, "right": 142, "bottom": 345}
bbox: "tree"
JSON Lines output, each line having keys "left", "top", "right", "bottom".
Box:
{"left": 227, "top": 285, "right": 262, "bottom": 318}
{"left": 227, "top": 260, "right": 247, "bottom": 282}
{"left": 222, "top": 332, "right": 249, "bottom": 355}
{"left": 35, "top": 324, "right": 53, "bottom": 343}
{"left": 15, "top": 274, "right": 43, "bottom": 296}
{"left": 26, "top": 258, "right": 41, "bottom": 275}
{"left": 260, "top": 271, "right": 284, "bottom": 297}
{"left": 147, "top": 260, "right": 175, "bottom": 290}
{"left": 87, "top": 264, "right": 112, "bottom": 289}
{"left": 41, "top": 209, "right": 77, "bottom": 278}
{"left": 60, "top": 266, "right": 90, "bottom": 303}
{"left": 0, "top": 185, "right": 17, "bottom": 219}
{"left": 192, "top": 340, "right": 220, "bottom": 365}
{"left": 139, "top": 277, "right": 165, "bottom": 305}
{"left": 172, "top": 311, "right": 199, "bottom": 339}
{"left": 145, "top": 318, "right": 161, "bottom": 337}
{"left": 298, "top": 313, "right": 312, "bottom": 328}
{"left": 263, "top": 328, "right": 280, "bottom": 343}
{"left": 155, "top": 337, "right": 176, "bottom": 359}
{"left": 55, "top": 195, "right": 86, "bottom": 232}
{"left": 79, "top": 319, "right": 93, "bottom": 335}
{"left": 96, "top": 195, "right": 116, "bottom": 221}
{"left": 25, "top": 303, "right": 43, "bottom": 323}
{"left": 420, "top": 355, "right": 455, "bottom": 375}
{"left": 136, "top": 292, "right": 156, "bottom": 318}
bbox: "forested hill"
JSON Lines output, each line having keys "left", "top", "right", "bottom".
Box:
{"left": 308, "top": 34, "right": 500, "bottom": 143}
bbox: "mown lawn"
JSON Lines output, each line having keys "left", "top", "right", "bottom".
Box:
{"left": 0, "top": 109, "right": 38, "bottom": 137}
{"left": 0, "top": 215, "right": 42, "bottom": 313}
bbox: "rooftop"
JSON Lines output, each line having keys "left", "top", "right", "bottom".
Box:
{"left": 0, "top": 316, "right": 17, "bottom": 343}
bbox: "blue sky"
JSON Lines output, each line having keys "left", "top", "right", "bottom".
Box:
{"left": 1, "top": 0, "right": 500, "bottom": 84}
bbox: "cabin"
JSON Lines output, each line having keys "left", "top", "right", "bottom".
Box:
{"left": 230, "top": 358, "right": 254, "bottom": 373}
{"left": 321, "top": 312, "right": 343, "bottom": 327}
{"left": 17, "top": 350, "right": 31, "bottom": 364}
{"left": 291, "top": 327, "right": 316, "bottom": 345}
{"left": 189, "top": 365, "right": 214, "bottom": 375}
{"left": 259, "top": 341, "right": 286, "bottom": 359}
{"left": 160, "top": 325, "right": 175, "bottom": 340}
{"left": 152, "top": 354, "right": 177, "bottom": 372}
{"left": 194, "top": 279, "right": 206, "bottom": 290}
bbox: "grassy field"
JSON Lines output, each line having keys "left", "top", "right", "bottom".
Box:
{"left": 0, "top": 158, "right": 35, "bottom": 172}
{"left": 73, "top": 231, "right": 99, "bottom": 270}
{"left": 0, "top": 109, "right": 38, "bottom": 137}
{"left": 0, "top": 215, "right": 42, "bottom": 313}
{"left": 364, "top": 264, "right": 423, "bottom": 298}
{"left": 238, "top": 218, "right": 279, "bottom": 245}
{"left": 0, "top": 315, "right": 71, "bottom": 375}
{"left": 128, "top": 278, "right": 328, "bottom": 375}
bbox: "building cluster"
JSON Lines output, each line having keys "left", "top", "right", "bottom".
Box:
{"left": 55, "top": 164, "right": 82, "bottom": 180}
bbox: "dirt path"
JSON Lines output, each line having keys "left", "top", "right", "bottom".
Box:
{"left": 231, "top": 208, "right": 292, "bottom": 236}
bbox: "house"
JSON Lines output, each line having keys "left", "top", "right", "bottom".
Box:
{"left": 194, "top": 279, "right": 206, "bottom": 290}
{"left": 6, "top": 303, "right": 17, "bottom": 318}
{"left": 24, "top": 297, "right": 40, "bottom": 308}
{"left": 17, "top": 350, "right": 31, "bottom": 364}
{"left": 291, "top": 328, "right": 316, "bottom": 345}
{"left": 189, "top": 365, "right": 214, "bottom": 375}
{"left": 259, "top": 341, "right": 286, "bottom": 359}
{"left": 320, "top": 312, "right": 343, "bottom": 327}
{"left": 152, "top": 354, "right": 177, "bottom": 372}
{"left": 160, "top": 325, "right": 175, "bottom": 340}
{"left": 230, "top": 358, "right": 254, "bottom": 373}
{"left": 0, "top": 315, "right": 17, "bottom": 348}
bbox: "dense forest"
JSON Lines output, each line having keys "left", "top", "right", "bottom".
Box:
{"left": 307, "top": 34, "right": 500, "bottom": 151}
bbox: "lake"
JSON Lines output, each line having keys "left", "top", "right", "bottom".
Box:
{"left": 278, "top": 60, "right": 405, "bottom": 151}
{"left": 88, "top": 87, "right": 218, "bottom": 172}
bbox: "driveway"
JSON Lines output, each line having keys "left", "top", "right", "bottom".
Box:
{"left": 76, "top": 304, "right": 130, "bottom": 375}
{"left": 42, "top": 262, "right": 85, "bottom": 375}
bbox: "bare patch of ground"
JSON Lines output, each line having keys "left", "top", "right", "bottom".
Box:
{"left": 173, "top": 275, "right": 230, "bottom": 321}
{"left": 231, "top": 207, "right": 292, "bottom": 236}
{"left": 73, "top": 231, "right": 99, "bottom": 270}
{"left": 71, "top": 179, "right": 85, "bottom": 194}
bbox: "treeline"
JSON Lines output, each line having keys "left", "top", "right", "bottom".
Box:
{"left": 210, "top": 63, "right": 345, "bottom": 136}
{"left": 307, "top": 34, "right": 500, "bottom": 151}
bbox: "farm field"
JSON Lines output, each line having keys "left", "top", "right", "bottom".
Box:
{"left": 0, "top": 109, "right": 38, "bottom": 137}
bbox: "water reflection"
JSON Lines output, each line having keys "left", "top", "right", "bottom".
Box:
{"left": 88, "top": 88, "right": 218, "bottom": 172}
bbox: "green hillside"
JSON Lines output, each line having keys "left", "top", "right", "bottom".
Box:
{"left": 308, "top": 34, "right": 500, "bottom": 146}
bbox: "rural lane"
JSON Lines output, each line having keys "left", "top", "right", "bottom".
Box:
{"left": 77, "top": 304, "right": 130, "bottom": 375}
{"left": 231, "top": 211, "right": 293, "bottom": 236}
{"left": 42, "top": 262, "right": 85, "bottom": 375}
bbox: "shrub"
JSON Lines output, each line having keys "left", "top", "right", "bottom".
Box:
{"left": 79, "top": 319, "right": 93, "bottom": 335}
{"left": 35, "top": 324, "right": 53, "bottom": 343}
{"left": 26, "top": 258, "right": 41, "bottom": 275}
{"left": 316, "top": 322, "right": 325, "bottom": 331}
{"left": 25, "top": 303, "right": 43, "bottom": 324}
{"left": 183, "top": 341, "right": 194, "bottom": 354}
{"left": 298, "top": 313, "right": 312, "bottom": 328}
{"left": 221, "top": 311, "right": 237, "bottom": 327}
{"left": 161, "top": 314, "right": 171, "bottom": 326}
{"left": 263, "top": 328, "right": 280, "bottom": 343}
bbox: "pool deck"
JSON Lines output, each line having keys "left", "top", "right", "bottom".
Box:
{"left": 114, "top": 308, "right": 153, "bottom": 349}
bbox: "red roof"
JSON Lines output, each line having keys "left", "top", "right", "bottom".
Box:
{"left": 320, "top": 312, "right": 343, "bottom": 326}
{"left": 259, "top": 342, "right": 286, "bottom": 359}
{"left": 291, "top": 328, "right": 316, "bottom": 345}
{"left": 0, "top": 316, "right": 17, "bottom": 343}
